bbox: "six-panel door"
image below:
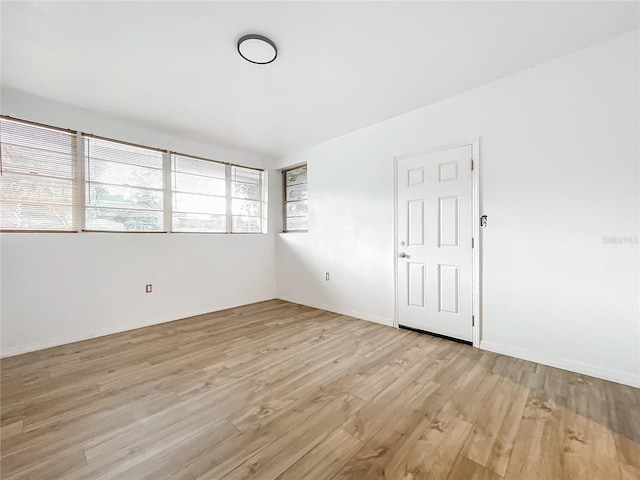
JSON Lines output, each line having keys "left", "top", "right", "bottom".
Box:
{"left": 397, "top": 145, "right": 473, "bottom": 342}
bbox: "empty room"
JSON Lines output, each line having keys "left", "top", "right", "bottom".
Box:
{"left": 0, "top": 1, "right": 638, "bottom": 479}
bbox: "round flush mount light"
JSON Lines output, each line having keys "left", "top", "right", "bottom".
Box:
{"left": 237, "top": 34, "right": 277, "bottom": 64}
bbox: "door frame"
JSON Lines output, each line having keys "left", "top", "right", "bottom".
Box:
{"left": 393, "top": 138, "right": 481, "bottom": 347}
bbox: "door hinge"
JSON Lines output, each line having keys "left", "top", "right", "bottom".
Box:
{"left": 471, "top": 159, "right": 474, "bottom": 171}
{"left": 472, "top": 315, "right": 475, "bottom": 327}
{"left": 472, "top": 237, "right": 474, "bottom": 248}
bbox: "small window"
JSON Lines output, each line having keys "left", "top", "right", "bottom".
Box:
{"left": 283, "top": 165, "right": 307, "bottom": 232}
{"left": 231, "top": 166, "right": 263, "bottom": 233}
{"left": 171, "top": 154, "right": 226, "bottom": 233}
{"left": 84, "top": 137, "right": 164, "bottom": 232}
{"left": 0, "top": 118, "right": 77, "bottom": 231}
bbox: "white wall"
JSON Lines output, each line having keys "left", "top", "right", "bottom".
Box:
{"left": 275, "top": 31, "right": 640, "bottom": 387}
{"left": 0, "top": 88, "right": 278, "bottom": 356}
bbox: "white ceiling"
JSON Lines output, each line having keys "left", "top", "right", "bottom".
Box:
{"left": 1, "top": 1, "right": 638, "bottom": 158}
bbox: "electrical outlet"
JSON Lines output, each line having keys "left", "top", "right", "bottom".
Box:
{"left": 325, "top": 273, "right": 330, "bottom": 281}
{"left": 145, "top": 284, "right": 152, "bottom": 293}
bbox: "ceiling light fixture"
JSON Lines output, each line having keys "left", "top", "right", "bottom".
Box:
{"left": 237, "top": 34, "right": 278, "bottom": 64}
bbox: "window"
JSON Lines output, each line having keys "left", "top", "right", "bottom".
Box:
{"left": 171, "top": 154, "right": 227, "bottom": 233}
{"left": 0, "top": 116, "right": 266, "bottom": 233}
{"left": 171, "top": 156, "right": 264, "bottom": 233}
{"left": 0, "top": 118, "right": 77, "bottom": 231}
{"left": 84, "top": 137, "right": 164, "bottom": 231}
{"left": 283, "top": 165, "right": 307, "bottom": 231}
{"left": 231, "top": 166, "right": 263, "bottom": 233}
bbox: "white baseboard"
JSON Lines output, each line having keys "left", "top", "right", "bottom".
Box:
{"left": 277, "top": 295, "right": 394, "bottom": 327}
{"left": 480, "top": 340, "right": 640, "bottom": 388}
{"left": 0, "top": 296, "right": 276, "bottom": 358}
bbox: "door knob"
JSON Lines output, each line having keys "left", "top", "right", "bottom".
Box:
{"left": 399, "top": 252, "right": 410, "bottom": 258}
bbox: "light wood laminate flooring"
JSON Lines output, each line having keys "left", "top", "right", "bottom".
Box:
{"left": 1, "top": 300, "right": 638, "bottom": 479}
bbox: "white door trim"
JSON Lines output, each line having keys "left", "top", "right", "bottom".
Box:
{"left": 393, "top": 138, "right": 481, "bottom": 347}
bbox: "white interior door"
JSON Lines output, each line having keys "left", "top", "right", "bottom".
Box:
{"left": 397, "top": 145, "right": 473, "bottom": 342}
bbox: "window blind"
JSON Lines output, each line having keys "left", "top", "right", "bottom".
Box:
{"left": 231, "top": 166, "right": 263, "bottom": 233}
{"left": 0, "top": 118, "right": 77, "bottom": 231}
{"left": 171, "top": 153, "right": 227, "bottom": 233}
{"left": 84, "top": 136, "right": 164, "bottom": 232}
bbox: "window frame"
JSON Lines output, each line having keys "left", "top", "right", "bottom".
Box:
{"left": 282, "top": 164, "right": 308, "bottom": 233}
{"left": 83, "top": 134, "right": 166, "bottom": 233}
{"left": 230, "top": 164, "right": 264, "bottom": 234}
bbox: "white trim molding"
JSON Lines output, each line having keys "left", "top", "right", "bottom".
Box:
{"left": 0, "top": 296, "right": 277, "bottom": 358}
{"left": 277, "top": 295, "right": 394, "bottom": 327}
{"left": 480, "top": 340, "right": 640, "bottom": 388}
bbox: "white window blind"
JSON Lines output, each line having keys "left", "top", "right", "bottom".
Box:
{"left": 284, "top": 165, "right": 308, "bottom": 231}
{"left": 171, "top": 154, "right": 227, "bottom": 233}
{"left": 84, "top": 137, "right": 164, "bottom": 232}
{"left": 231, "top": 166, "right": 263, "bottom": 233}
{"left": 0, "top": 117, "right": 77, "bottom": 231}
